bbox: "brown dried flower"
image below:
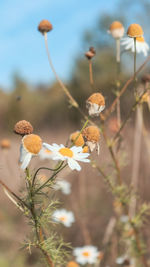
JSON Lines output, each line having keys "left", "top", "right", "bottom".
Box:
{"left": 85, "top": 46, "right": 96, "bottom": 60}
{"left": 38, "top": 20, "right": 53, "bottom": 34}
{"left": 82, "top": 126, "right": 100, "bottom": 153}
{"left": 86, "top": 93, "right": 105, "bottom": 116}
{"left": 66, "top": 261, "right": 79, "bottom": 267}
{"left": 14, "top": 120, "right": 33, "bottom": 136}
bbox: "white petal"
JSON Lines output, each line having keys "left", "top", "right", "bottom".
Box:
{"left": 68, "top": 158, "right": 81, "bottom": 171}
{"left": 21, "top": 153, "right": 32, "bottom": 169}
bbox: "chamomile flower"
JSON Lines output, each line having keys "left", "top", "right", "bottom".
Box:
{"left": 108, "top": 21, "right": 124, "bottom": 39}
{"left": 19, "top": 134, "right": 42, "bottom": 170}
{"left": 52, "top": 209, "right": 75, "bottom": 227}
{"left": 73, "top": 245, "right": 99, "bottom": 265}
{"left": 43, "top": 143, "right": 90, "bottom": 171}
{"left": 53, "top": 179, "right": 71, "bottom": 195}
{"left": 121, "top": 36, "right": 149, "bottom": 56}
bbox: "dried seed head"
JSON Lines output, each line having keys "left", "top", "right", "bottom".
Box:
{"left": 38, "top": 20, "right": 53, "bottom": 34}
{"left": 0, "top": 139, "right": 11, "bottom": 149}
{"left": 70, "top": 131, "right": 85, "bottom": 146}
{"left": 87, "top": 93, "right": 105, "bottom": 106}
{"left": 109, "top": 21, "right": 124, "bottom": 38}
{"left": 14, "top": 120, "right": 33, "bottom": 136}
{"left": 67, "top": 262, "right": 79, "bottom": 267}
{"left": 82, "top": 126, "right": 100, "bottom": 142}
{"left": 85, "top": 46, "right": 96, "bottom": 60}
{"left": 86, "top": 93, "right": 105, "bottom": 116}
{"left": 22, "top": 134, "right": 42, "bottom": 154}
{"left": 127, "top": 23, "right": 143, "bottom": 38}
{"left": 85, "top": 51, "right": 95, "bottom": 60}
{"left": 141, "top": 73, "right": 150, "bottom": 83}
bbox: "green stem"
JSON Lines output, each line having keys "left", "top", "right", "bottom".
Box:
{"left": 35, "top": 164, "right": 67, "bottom": 194}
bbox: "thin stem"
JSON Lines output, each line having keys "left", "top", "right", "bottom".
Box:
{"left": 35, "top": 164, "right": 67, "bottom": 194}
{"left": 116, "top": 38, "right": 121, "bottom": 128}
{"left": 44, "top": 33, "right": 78, "bottom": 108}
{"left": 89, "top": 60, "right": 94, "bottom": 88}
{"left": 32, "top": 163, "right": 63, "bottom": 187}
{"left": 104, "top": 55, "right": 150, "bottom": 119}
{"left": 116, "top": 38, "right": 120, "bottom": 64}
{"left": 0, "top": 179, "right": 29, "bottom": 210}
{"left": 113, "top": 88, "right": 148, "bottom": 142}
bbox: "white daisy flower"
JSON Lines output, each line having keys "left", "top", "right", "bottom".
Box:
{"left": 73, "top": 245, "right": 99, "bottom": 265}
{"left": 121, "top": 36, "right": 149, "bottom": 56}
{"left": 39, "top": 146, "right": 53, "bottom": 160}
{"left": 43, "top": 143, "right": 90, "bottom": 171}
{"left": 53, "top": 179, "right": 71, "bottom": 195}
{"left": 19, "top": 134, "right": 42, "bottom": 170}
{"left": 52, "top": 209, "right": 75, "bottom": 227}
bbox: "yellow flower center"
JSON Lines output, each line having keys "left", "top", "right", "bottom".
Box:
{"left": 59, "top": 147, "right": 73, "bottom": 158}
{"left": 23, "top": 134, "right": 42, "bottom": 154}
{"left": 82, "top": 251, "right": 90, "bottom": 257}
{"left": 109, "top": 21, "right": 123, "bottom": 30}
{"left": 60, "top": 216, "right": 67, "bottom": 222}
{"left": 87, "top": 93, "right": 105, "bottom": 106}
{"left": 127, "top": 23, "right": 143, "bottom": 38}
{"left": 136, "top": 36, "right": 145, "bottom": 42}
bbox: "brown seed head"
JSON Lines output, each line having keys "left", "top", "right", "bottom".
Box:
{"left": 22, "top": 134, "right": 42, "bottom": 154}
{"left": 70, "top": 131, "right": 85, "bottom": 146}
{"left": 109, "top": 21, "right": 124, "bottom": 31}
{"left": 127, "top": 23, "right": 143, "bottom": 38}
{"left": 87, "top": 93, "right": 105, "bottom": 106}
{"left": 85, "top": 51, "right": 95, "bottom": 60}
{"left": 0, "top": 139, "right": 11, "bottom": 149}
{"left": 82, "top": 126, "right": 100, "bottom": 142}
{"left": 14, "top": 120, "right": 33, "bottom": 136}
{"left": 66, "top": 262, "right": 79, "bottom": 267}
{"left": 38, "top": 20, "right": 53, "bottom": 34}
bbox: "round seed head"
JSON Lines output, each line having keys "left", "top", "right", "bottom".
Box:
{"left": 85, "top": 51, "right": 95, "bottom": 60}
{"left": 22, "top": 134, "right": 42, "bottom": 154}
{"left": 38, "top": 20, "right": 53, "bottom": 34}
{"left": 82, "top": 126, "right": 100, "bottom": 142}
{"left": 14, "top": 120, "right": 33, "bottom": 136}
{"left": 70, "top": 131, "right": 85, "bottom": 146}
{"left": 136, "top": 36, "right": 145, "bottom": 42}
{"left": 67, "top": 262, "right": 79, "bottom": 267}
{"left": 87, "top": 93, "right": 105, "bottom": 106}
{"left": 0, "top": 139, "right": 11, "bottom": 149}
{"left": 127, "top": 23, "right": 143, "bottom": 38}
{"left": 109, "top": 21, "right": 124, "bottom": 31}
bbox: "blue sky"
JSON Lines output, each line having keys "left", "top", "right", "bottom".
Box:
{"left": 0, "top": 0, "right": 119, "bottom": 89}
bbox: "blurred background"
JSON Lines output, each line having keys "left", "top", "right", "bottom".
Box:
{"left": 0, "top": 0, "right": 150, "bottom": 266}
